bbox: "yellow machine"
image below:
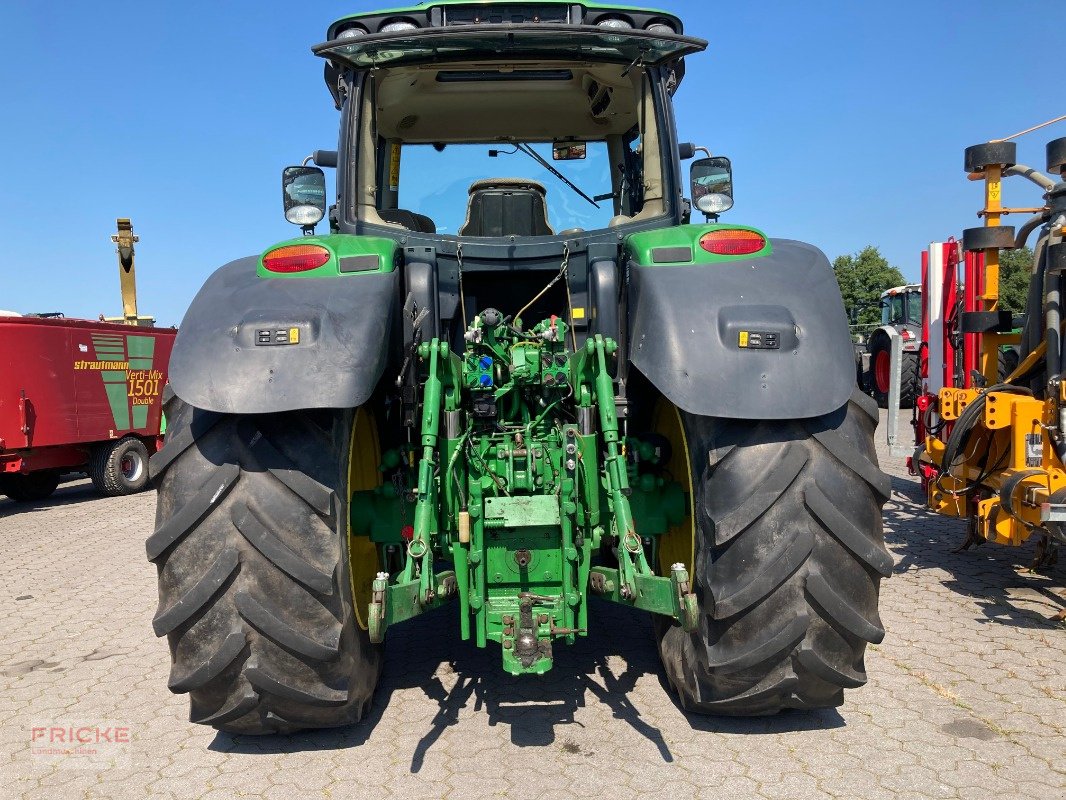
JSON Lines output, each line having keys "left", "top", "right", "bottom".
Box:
{"left": 104, "top": 218, "right": 155, "bottom": 327}
{"left": 919, "top": 128, "right": 1065, "bottom": 568}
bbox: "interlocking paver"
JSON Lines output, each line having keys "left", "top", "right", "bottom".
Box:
{"left": 0, "top": 409, "right": 1063, "bottom": 799}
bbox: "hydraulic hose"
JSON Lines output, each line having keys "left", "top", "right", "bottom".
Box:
{"left": 1015, "top": 212, "right": 1050, "bottom": 249}
{"left": 1046, "top": 250, "right": 1061, "bottom": 385}
{"left": 1020, "top": 235, "right": 1049, "bottom": 366}
{"left": 1005, "top": 164, "right": 1057, "bottom": 192}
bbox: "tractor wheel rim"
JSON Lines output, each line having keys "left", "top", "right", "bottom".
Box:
{"left": 121, "top": 452, "right": 144, "bottom": 482}
{"left": 875, "top": 349, "right": 891, "bottom": 393}
{"left": 348, "top": 408, "right": 384, "bottom": 631}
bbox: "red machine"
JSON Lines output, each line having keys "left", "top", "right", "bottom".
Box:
{"left": 0, "top": 316, "right": 175, "bottom": 501}
{"left": 0, "top": 219, "right": 176, "bottom": 503}
{"left": 910, "top": 239, "right": 990, "bottom": 488}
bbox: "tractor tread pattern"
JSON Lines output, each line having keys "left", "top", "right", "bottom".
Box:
{"left": 854, "top": 389, "right": 880, "bottom": 424}
{"left": 145, "top": 463, "right": 240, "bottom": 561}
{"left": 805, "top": 483, "right": 893, "bottom": 577}
{"left": 809, "top": 428, "right": 891, "bottom": 500}
{"left": 706, "top": 613, "right": 809, "bottom": 673}
{"left": 658, "top": 388, "right": 889, "bottom": 715}
{"left": 231, "top": 503, "right": 335, "bottom": 595}
{"left": 710, "top": 444, "right": 808, "bottom": 545}
{"left": 806, "top": 571, "right": 886, "bottom": 644}
{"left": 167, "top": 631, "right": 247, "bottom": 693}
{"left": 193, "top": 686, "right": 259, "bottom": 727}
{"left": 244, "top": 662, "right": 348, "bottom": 707}
{"left": 150, "top": 400, "right": 380, "bottom": 735}
{"left": 235, "top": 590, "right": 341, "bottom": 660}
{"left": 796, "top": 644, "right": 867, "bottom": 689}
{"left": 149, "top": 408, "right": 223, "bottom": 481}
{"left": 240, "top": 419, "right": 334, "bottom": 515}
{"left": 710, "top": 523, "right": 813, "bottom": 619}
{"left": 693, "top": 674, "right": 801, "bottom": 713}
{"left": 152, "top": 547, "right": 240, "bottom": 636}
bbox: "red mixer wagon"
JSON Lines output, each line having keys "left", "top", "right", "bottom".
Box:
{"left": 0, "top": 316, "right": 175, "bottom": 501}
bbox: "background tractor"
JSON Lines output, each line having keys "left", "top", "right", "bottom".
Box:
{"left": 854, "top": 284, "right": 922, "bottom": 408}
{"left": 148, "top": 1, "right": 890, "bottom": 735}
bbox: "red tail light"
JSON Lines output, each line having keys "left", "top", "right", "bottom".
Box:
{"left": 699, "top": 229, "right": 767, "bottom": 256}
{"left": 262, "top": 244, "right": 331, "bottom": 273}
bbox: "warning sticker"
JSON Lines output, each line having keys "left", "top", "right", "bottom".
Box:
{"left": 389, "top": 143, "right": 401, "bottom": 191}
{"left": 1025, "top": 433, "right": 1042, "bottom": 467}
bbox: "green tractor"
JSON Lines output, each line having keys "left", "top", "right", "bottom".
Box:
{"left": 148, "top": 1, "right": 891, "bottom": 734}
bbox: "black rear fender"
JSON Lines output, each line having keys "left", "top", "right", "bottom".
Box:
{"left": 169, "top": 257, "right": 398, "bottom": 414}
{"left": 627, "top": 239, "right": 854, "bottom": 420}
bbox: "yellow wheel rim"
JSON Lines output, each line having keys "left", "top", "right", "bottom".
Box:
{"left": 347, "top": 407, "right": 382, "bottom": 630}
{"left": 651, "top": 399, "right": 695, "bottom": 579}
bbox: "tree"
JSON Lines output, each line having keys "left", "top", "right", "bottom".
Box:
{"left": 833, "top": 246, "right": 906, "bottom": 327}
{"left": 996, "top": 246, "right": 1033, "bottom": 317}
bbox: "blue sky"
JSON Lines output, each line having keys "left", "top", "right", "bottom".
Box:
{"left": 1, "top": 1, "right": 1062, "bottom": 326}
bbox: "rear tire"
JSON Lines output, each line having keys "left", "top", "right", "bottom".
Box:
{"left": 999, "top": 349, "right": 1016, "bottom": 382}
{"left": 870, "top": 339, "right": 917, "bottom": 409}
{"left": 899, "top": 352, "right": 918, "bottom": 407}
{"left": 89, "top": 437, "right": 150, "bottom": 496}
{"left": 147, "top": 395, "right": 381, "bottom": 734}
{"left": 657, "top": 389, "right": 891, "bottom": 714}
{"left": 1, "top": 471, "right": 60, "bottom": 502}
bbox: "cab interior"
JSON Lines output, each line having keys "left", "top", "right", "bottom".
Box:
{"left": 350, "top": 61, "right": 670, "bottom": 236}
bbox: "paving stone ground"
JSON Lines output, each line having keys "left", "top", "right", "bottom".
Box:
{"left": 0, "top": 410, "right": 1063, "bottom": 799}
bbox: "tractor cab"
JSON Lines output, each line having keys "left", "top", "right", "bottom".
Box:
{"left": 311, "top": 7, "right": 706, "bottom": 237}
{"left": 266, "top": 5, "right": 733, "bottom": 353}
{"left": 311, "top": 10, "right": 703, "bottom": 236}
{"left": 880, "top": 284, "right": 922, "bottom": 328}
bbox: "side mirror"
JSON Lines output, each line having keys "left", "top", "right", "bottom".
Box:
{"left": 690, "top": 156, "right": 733, "bottom": 216}
{"left": 282, "top": 166, "right": 327, "bottom": 229}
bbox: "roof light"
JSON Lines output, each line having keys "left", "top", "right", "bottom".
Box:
{"left": 263, "top": 244, "right": 331, "bottom": 273}
{"left": 336, "top": 25, "right": 368, "bottom": 39}
{"left": 380, "top": 19, "right": 418, "bottom": 33}
{"left": 698, "top": 230, "right": 767, "bottom": 256}
{"left": 646, "top": 21, "right": 676, "bottom": 34}
{"left": 596, "top": 17, "right": 633, "bottom": 29}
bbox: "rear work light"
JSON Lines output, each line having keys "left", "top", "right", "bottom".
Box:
{"left": 262, "top": 244, "right": 331, "bottom": 273}
{"left": 698, "top": 229, "right": 767, "bottom": 256}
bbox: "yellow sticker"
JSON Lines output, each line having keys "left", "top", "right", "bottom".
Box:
{"left": 572, "top": 307, "right": 586, "bottom": 320}
{"left": 289, "top": 327, "right": 300, "bottom": 344}
{"left": 389, "top": 143, "right": 401, "bottom": 191}
{"left": 738, "top": 331, "right": 749, "bottom": 348}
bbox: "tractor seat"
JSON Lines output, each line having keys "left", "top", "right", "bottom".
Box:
{"left": 458, "top": 178, "right": 554, "bottom": 237}
{"left": 379, "top": 208, "right": 437, "bottom": 234}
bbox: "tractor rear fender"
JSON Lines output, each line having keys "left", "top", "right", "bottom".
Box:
{"left": 628, "top": 238, "right": 854, "bottom": 420}
{"left": 168, "top": 256, "right": 398, "bottom": 414}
